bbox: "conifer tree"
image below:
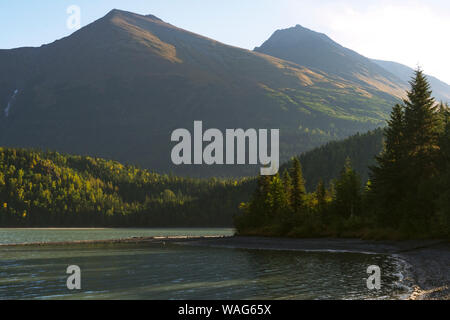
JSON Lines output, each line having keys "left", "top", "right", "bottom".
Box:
{"left": 369, "top": 69, "right": 440, "bottom": 228}
{"left": 290, "top": 157, "right": 306, "bottom": 214}
{"left": 436, "top": 102, "right": 450, "bottom": 166}
{"left": 436, "top": 102, "right": 449, "bottom": 134}
{"left": 254, "top": 174, "right": 271, "bottom": 203}
{"left": 383, "top": 103, "right": 406, "bottom": 162}
{"left": 246, "top": 174, "right": 272, "bottom": 225}
{"left": 371, "top": 103, "right": 406, "bottom": 193}
{"left": 334, "top": 158, "right": 362, "bottom": 218}
{"left": 369, "top": 103, "right": 407, "bottom": 225}
{"left": 403, "top": 68, "right": 439, "bottom": 177}
{"left": 282, "top": 169, "right": 293, "bottom": 208}
{"left": 433, "top": 104, "right": 450, "bottom": 235}
{"left": 398, "top": 69, "right": 442, "bottom": 233}
{"left": 267, "top": 173, "right": 288, "bottom": 216}
{"left": 315, "top": 179, "right": 327, "bottom": 214}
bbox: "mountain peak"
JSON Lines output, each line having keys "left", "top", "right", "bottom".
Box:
{"left": 0, "top": 8, "right": 417, "bottom": 177}
{"left": 145, "top": 14, "right": 163, "bottom": 22}
{"left": 105, "top": 8, "right": 131, "bottom": 17}
{"left": 104, "top": 9, "right": 163, "bottom": 22}
{"left": 254, "top": 24, "right": 335, "bottom": 54}
{"left": 276, "top": 24, "right": 331, "bottom": 41}
{"left": 254, "top": 24, "right": 407, "bottom": 98}
{"left": 293, "top": 24, "right": 310, "bottom": 31}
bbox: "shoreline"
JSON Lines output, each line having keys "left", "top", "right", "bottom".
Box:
{"left": 0, "top": 235, "right": 229, "bottom": 247}
{"left": 1, "top": 235, "right": 448, "bottom": 300}
{"left": 177, "top": 236, "right": 449, "bottom": 300}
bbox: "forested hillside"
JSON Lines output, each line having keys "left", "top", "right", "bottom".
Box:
{"left": 236, "top": 70, "right": 450, "bottom": 239}
{"left": 285, "top": 129, "right": 384, "bottom": 190}
{"left": 0, "top": 128, "right": 386, "bottom": 227}
{"left": 0, "top": 10, "right": 405, "bottom": 177}
{"left": 3, "top": 68, "right": 448, "bottom": 238}
{"left": 0, "top": 148, "right": 253, "bottom": 227}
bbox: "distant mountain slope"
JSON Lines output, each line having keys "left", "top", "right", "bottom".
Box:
{"left": 372, "top": 59, "right": 450, "bottom": 102}
{"left": 254, "top": 25, "right": 407, "bottom": 99}
{"left": 0, "top": 10, "right": 401, "bottom": 176}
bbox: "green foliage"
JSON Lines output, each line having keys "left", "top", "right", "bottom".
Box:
{"left": 0, "top": 11, "right": 405, "bottom": 178}
{"left": 368, "top": 104, "right": 408, "bottom": 227}
{"left": 315, "top": 179, "right": 327, "bottom": 214}
{"left": 280, "top": 128, "right": 384, "bottom": 190}
{"left": 235, "top": 158, "right": 363, "bottom": 237}
{"left": 0, "top": 148, "right": 253, "bottom": 227}
{"left": 290, "top": 158, "right": 306, "bottom": 213}
{"left": 333, "top": 158, "right": 362, "bottom": 219}
{"left": 369, "top": 69, "right": 448, "bottom": 237}
{"left": 236, "top": 69, "right": 449, "bottom": 239}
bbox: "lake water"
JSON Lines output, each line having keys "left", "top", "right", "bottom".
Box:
{"left": 0, "top": 228, "right": 235, "bottom": 245}
{"left": 0, "top": 229, "right": 412, "bottom": 300}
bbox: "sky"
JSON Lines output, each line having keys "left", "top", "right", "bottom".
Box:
{"left": 1, "top": 0, "right": 450, "bottom": 83}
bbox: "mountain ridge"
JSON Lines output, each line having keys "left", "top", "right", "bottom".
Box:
{"left": 254, "top": 24, "right": 408, "bottom": 99}
{"left": 372, "top": 59, "right": 450, "bottom": 102}
{"left": 0, "top": 9, "right": 429, "bottom": 176}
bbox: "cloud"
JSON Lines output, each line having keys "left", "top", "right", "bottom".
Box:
{"left": 286, "top": 0, "right": 450, "bottom": 84}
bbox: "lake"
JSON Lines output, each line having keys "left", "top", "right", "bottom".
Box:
{"left": 0, "top": 228, "right": 412, "bottom": 299}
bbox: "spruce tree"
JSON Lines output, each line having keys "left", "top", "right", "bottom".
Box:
{"left": 315, "top": 179, "right": 327, "bottom": 214}
{"left": 334, "top": 158, "right": 362, "bottom": 218}
{"left": 267, "top": 173, "right": 288, "bottom": 217}
{"left": 438, "top": 103, "right": 450, "bottom": 168}
{"left": 436, "top": 102, "right": 449, "bottom": 134}
{"left": 403, "top": 68, "right": 439, "bottom": 177}
{"left": 290, "top": 157, "right": 306, "bottom": 214}
{"left": 401, "top": 69, "right": 441, "bottom": 232}
{"left": 383, "top": 103, "right": 406, "bottom": 162}
{"left": 435, "top": 112, "right": 450, "bottom": 236}
{"left": 369, "top": 103, "right": 407, "bottom": 225}
{"left": 254, "top": 174, "right": 271, "bottom": 203}
{"left": 370, "top": 68, "right": 440, "bottom": 231}
{"left": 243, "top": 174, "right": 272, "bottom": 227}
{"left": 282, "top": 169, "right": 293, "bottom": 208}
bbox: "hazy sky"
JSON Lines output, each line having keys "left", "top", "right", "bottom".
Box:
{"left": 1, "top": 0, "right": 449, "bottom": 83}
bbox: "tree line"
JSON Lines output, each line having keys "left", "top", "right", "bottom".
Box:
{"left": 235, "top": 69, "right": 449, "bottom": 239}
{"left": 0, "top": 149, "right": 253, "bottom": 227}
{"left": 2, "top": 69, "right": 449, "bottom": 238}
{"left": 292, "top": 128, "right": 384, "bottom": 191}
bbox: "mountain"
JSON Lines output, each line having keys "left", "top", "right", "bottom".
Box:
{"left": 372, "top": 59, "right": 450, "bottom": 103}
{"left": 254, "top": 25, "right": 408, "bottom": 99}
{"left": 0, "top": 10, "right": 402, "bottom": 176}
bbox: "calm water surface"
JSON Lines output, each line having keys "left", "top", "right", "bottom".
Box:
{"left": 0, "top": 229, "right": 412, "bottom": 300}
{"left": 0, "top": 228, "right": 234, "bottom": 244}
